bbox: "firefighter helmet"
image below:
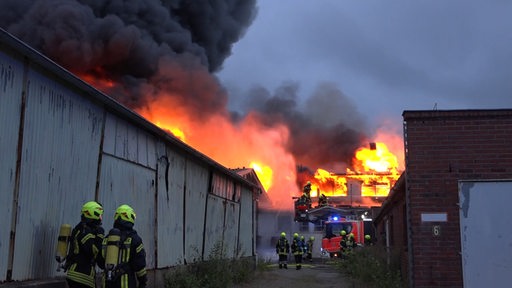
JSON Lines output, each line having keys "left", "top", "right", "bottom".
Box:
{"left": 81, "top": 201, "right": 103, "bottom": 220}
{"left": 349, "top": 233, "right": 354, "bottom": 239}
{"left": 114, "top": 204, "right": 136, "bottom": 223}
{"left": 365, "top": 234, "right": 371, "bottom": 240}
{"left": 280, "top": 232, "right": 286, "bottom": 238}
{"left": 300, "top": 235, "right": 305, "bottom": 240}
{"left": 340, "top": 230, "right": 347, "bottom": 236}
{"left": 310, "top": 236, "right": 315, "bottom": 241}
{"left": 293, "top": 233, "right": 299, "bottom": 238}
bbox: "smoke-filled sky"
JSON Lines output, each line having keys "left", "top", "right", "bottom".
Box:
{"left": 218, "top": 0, "right": 512, "bottom": 132}
{"left": 6, "top": 0, "right": 511, "bottom": 204}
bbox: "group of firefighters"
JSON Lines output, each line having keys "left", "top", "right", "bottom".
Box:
{"left": 280, "top": 177, "right": 375, "bottom": 270}
{"left": 298, "top": 181, "right": 329, "bottom": 209}
{"left": 275, "top": 232, "right": 314, "bottom": 270}
{"left": 276, "top": 230, "right": 374, "bottom": 270}
{"left": 56, "top": 201, "right": 147, "bottom": 288}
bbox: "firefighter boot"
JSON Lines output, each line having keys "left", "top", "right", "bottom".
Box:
{"left": 279, "top": 263, "right": 282, "bottom": 269}
{"left": 284, "top": 264, "right": 288, "bottom": 269}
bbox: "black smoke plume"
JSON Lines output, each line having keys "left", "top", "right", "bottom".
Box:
{"left": 0, "top": 0, "right": 369, "bottom": 172}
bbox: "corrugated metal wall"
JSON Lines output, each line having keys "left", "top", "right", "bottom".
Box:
{"left": 0, "top": 30, "right": 258, "bottom": 283}
{"left": 11, "top": 65, "right": 104, "bottom": 280}
{"left": 0, "top": 49, "right": 24, "bottom": 281}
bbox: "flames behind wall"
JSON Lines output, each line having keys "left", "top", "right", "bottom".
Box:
{"left": 0, "top": 0, "right": 404, "bottom": 209}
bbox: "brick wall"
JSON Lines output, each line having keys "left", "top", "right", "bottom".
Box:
{"left": 403, "top": 110, "right": 512, "bottom": 287}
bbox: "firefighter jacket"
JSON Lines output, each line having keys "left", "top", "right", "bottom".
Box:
{"left": 306, "top": 239, "right": 314, "bottom": 253}
{"left": 101, "top": 223, "right": 147, "bottom": 288}
{"left": 291, "top": 238, "right": 303, "bottom": 255}
{"left": 340, "top": 236, "right": 346, "bottom": 249}
{"left": 66, "top": 222, "right": 104, "bottom": 287}
{"left": 344, "top": 236, "right": 357, "bottom": 250}
{"left": 275, "top": 238, "right": 290, "bottom": 255}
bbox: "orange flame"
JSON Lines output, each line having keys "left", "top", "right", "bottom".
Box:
{"left": 250, "top": 162, "right": 273, "bottom": 191}
{"left": 135, "top": 94, "right": 297, "bottom": 209}
{"left": 80, "top": 72, "right": 403, "bottom": 210}
{"left": 305, "top": 142, "right": 402, "bottom": 207}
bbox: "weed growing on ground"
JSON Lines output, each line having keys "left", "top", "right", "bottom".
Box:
{"left": 164, "top": 242, "right": 255, "bottom": 288}
{"left": 337, "top": 246, "right": 404, "bottom": 288}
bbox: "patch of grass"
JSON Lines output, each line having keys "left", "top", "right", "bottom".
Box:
{"left": 164, "top": 242, "right": 255, "bottom": 288}
{"left": 337, "top": 246, "right": 405, "bottom": 288}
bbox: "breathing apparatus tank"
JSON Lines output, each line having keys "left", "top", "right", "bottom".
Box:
{"left": 55, "top": 224, "right": 72, "bottom": 271}
{"left": 105, "top": 228, "right": 121, "bottom": 280}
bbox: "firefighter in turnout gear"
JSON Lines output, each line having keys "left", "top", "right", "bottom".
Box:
{"left": 65, "top": 201, "right": 105, "bottom": 288}
{"left": 291, "top": 233, "right": 303, "bottom": 270}
{"left": 275, "top": 232, "right": 290, "bottom": 269}
{"left": 303, "top": 181, "right": 312, "bottom": 208}
{"left": 318, "top": 193, "right": 328, "bottom": 207}
{"left": 306, "top": 236, "right": 314, "bottom": 262}
{"left": 342, "top": 233, "right": 357, "bottom": 258}
{"left": 100, "top": 205, "right": 147, "bottom": 288}
{"left": 364, "top": 234, "right": 374, "bottom": 246}
{"left": 339, "top": 230, "right": 347, "bottom": 251}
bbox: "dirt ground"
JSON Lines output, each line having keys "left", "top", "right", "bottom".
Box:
{"left": 234, "top": 259, "right": 358, "bottom": 288}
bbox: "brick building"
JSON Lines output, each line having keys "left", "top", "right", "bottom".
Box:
{"left": 374, "top": 109, "right": 512, "bottom": 287}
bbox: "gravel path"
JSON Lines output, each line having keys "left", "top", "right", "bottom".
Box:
{"left": 234, "top": 259, "right": 358, "bottom": 288}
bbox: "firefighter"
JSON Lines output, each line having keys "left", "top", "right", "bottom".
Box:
{"left": 66, "top": 201, "right": 105, "bottom": 288}
{"left": 303, "top": 181, "right": 312, "bottom": 208}
{"left": 364, "top": 234, "right": 374, "bottom": 246}
{"left": 300, "top": 235, "right": 307, "bottom": 261}
{"left": 275, "top": 232, "right": 290, "bottom": 269}
{"left": 306, "top": 236, "right": 315, "bottom": 262}
{"left": 318, "top": 194, "right": 328, "bottom": 207}
{"left": 342, "top": 233, "right": 357, "bottom": 258}
{"left": 291, "top": 233, "right": 303, "bottom": 270}
{"left": 339, "top": 230, "right": 347, "bottom": 251}
{"left": 101, "top": 204, "right": 147, "bottom": 288}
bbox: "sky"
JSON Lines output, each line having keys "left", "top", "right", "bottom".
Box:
{"left": 217, "top": 0, "right": 512, "bottom": 133}
{"left": 3, "top": 0, "right": 512, "bottom": 198}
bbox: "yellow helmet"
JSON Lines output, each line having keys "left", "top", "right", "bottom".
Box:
{"left": 340, "top": 230, "right": 347, "bottom": 236}
{"left": 365, "top": 234, "right": 371, "bottom": 240}
{"left": 114, "top": 204, "right": 136, "bottom": 223}
{"left": 280, "top": 232, "right": 286, "bottom": 238}
{"left": 293, "top": 233, "right": 299, "bottom": 238}
{"left": 310, "top": 236, "right": 315, "bottom": 241}
{"left": 81, "top": 201, "right": 103, "bottom": 220}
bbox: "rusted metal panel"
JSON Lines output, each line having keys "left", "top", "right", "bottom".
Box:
{"left": 223, "top": 201, "right": 240, "bottom": 258}
{"left": 103, "top": 113, "right": 156, "bottom": 169}
{"left": 184, "top": 160, "right": 208, "bottom": 262}
{"left": 0, "top": 49, "right": 24, "bottom": 282}
{"left": 238, "top": 186, "right": 254, "bottom": 257}
{"left": 156, "top": 148, "right": 185, "bottom": 267}
{"left": 204, "top": 196, "right": 226, "bottom": 257}
{"left": 10, "top": 67, "right": 103, "bottom": 281}
{"left": 97, "top": 154, "right": 157, "bottom": 269}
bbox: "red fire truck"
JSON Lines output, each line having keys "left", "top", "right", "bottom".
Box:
{"left": 293, "top": 197, "right": 371, "bottom": 257}
{"left": 321, "top": 217, "right": 365, "bottom": 258}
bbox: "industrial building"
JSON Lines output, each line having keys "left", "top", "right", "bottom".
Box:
{"left": 374, "top": 109, "right": 512, "bottom": 287}
{"left": 0, "top": 29, "right": 261, "bottom": 287}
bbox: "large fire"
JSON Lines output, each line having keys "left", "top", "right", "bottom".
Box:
{"left": 79, "top": 74, "right": 403, "bottom": 210}
{"left": 134, "top": 94, "right": 403, "bottom": 209}
{"left": 308, "top": 142, "right": 401, "bottom": 207}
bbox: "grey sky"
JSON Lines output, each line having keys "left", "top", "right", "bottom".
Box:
{"left": 217, "top": 0, "right": 512, "bottom": 133}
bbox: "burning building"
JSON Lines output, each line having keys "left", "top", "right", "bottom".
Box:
{"left": 0, "top": 0, "right": 406, "bottom": 214}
